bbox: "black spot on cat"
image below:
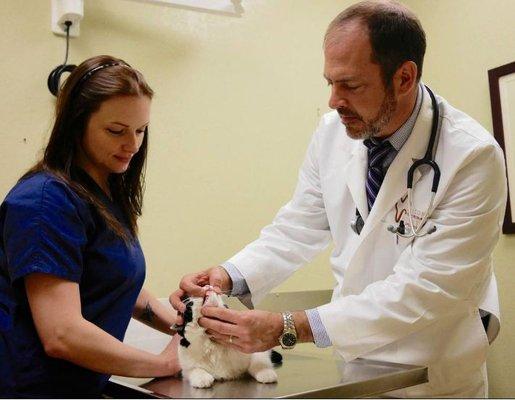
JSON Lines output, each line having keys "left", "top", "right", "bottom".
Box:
{"left": 176, "top": 296, "right": 195, "bottom": 346}
{"left": 183, "top": 304, "right": 193, "bottom": 324}
{"left": 271, "top": 350, "right": 283, "bottom": 365}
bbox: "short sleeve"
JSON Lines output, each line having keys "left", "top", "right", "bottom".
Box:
{"left": 3, "top": 176, "right": 88, "bottom": 284}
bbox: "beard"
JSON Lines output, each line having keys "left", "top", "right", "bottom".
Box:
{"left": 338, "top": 86, "right": 397, "bottom": 140}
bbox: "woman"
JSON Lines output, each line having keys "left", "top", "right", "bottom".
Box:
{"left": 0, "top": 55, "right": 180, "bottom": 397}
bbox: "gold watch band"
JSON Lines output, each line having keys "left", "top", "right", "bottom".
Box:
{"left": 280, "top": 311, "right": 298, "bottom": 349}
{"left": 283, "top": 311, "right": 295, "bottom": 332}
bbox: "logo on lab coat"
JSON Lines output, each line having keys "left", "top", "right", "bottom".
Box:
{"left": 392, "top": 194, "right": 425, "bottom": 243}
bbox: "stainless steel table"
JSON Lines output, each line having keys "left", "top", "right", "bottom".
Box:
{"left": 108, "top": 351, "right": 427, "bottom": 398}
{"left": 107, "top": 292, "right": 427, "bottom": 398}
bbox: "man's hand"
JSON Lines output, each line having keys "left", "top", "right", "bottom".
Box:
{"left": 169, "top": 266, "right": 232, "bottom": 315}
{"left": 199, "top": 307, "right": 283, "bottom": 353}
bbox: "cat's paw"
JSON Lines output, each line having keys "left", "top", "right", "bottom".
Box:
{"left": 254, "top": 368, "right": 278, "bottom": 383}
{"left": 188, "top": 368, "right": 215, "bottom": 388}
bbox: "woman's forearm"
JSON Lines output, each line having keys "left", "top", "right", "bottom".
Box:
{"left": 133, "top": 288, "right": 177, "bottom": 335}
{"left": 25, "top": 274, "right": 179, "bottom": 378}
{"left": 47, "top": 317, "right": 179, "bottom": 378}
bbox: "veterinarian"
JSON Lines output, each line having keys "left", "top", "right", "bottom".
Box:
{"left": 0, "top": 55, "right": 180, "bottom": 398}
{"left": 171, "top": 1, "right": 506, "bottom": 397}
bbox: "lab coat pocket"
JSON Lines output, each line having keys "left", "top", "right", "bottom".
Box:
{"left": 381, "top": 205, "right": 416, "bottom": 253}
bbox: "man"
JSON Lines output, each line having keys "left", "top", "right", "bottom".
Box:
{"left": 171, "top": 1, "right": 506, "bottom": 397}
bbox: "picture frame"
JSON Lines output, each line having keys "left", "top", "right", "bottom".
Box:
{"left": 488, "top": 61, "right": 515, "bottom": 234}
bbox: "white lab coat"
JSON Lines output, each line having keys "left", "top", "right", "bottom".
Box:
{"left": 228, "top": 86, "right": 507, "bottom": 397}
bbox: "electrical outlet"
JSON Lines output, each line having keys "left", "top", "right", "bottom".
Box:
{"left": 51, "top": 0, "right": 84, "bottom": 37}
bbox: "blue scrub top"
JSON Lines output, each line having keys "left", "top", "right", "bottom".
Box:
{"left": 0, "top": 169, "right": 146, "bottom": 398}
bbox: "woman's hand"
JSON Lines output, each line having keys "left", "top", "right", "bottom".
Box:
{"left": 159, "top": 334, "right": 181, "bottom": 376}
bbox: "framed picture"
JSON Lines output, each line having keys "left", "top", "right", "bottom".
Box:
{"left": 489, "top": 61, "right": 515, "bottom": 234}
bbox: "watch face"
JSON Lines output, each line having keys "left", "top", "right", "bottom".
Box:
{"left": 281, "top": 332, "right": 297, "bottom": 347}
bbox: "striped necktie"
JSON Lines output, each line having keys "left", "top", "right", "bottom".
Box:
{"left": 364, "top": 138, "right": 393, "bottom": 210}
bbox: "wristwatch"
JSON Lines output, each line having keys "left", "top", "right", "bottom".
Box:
{"left": 279, "top": 311, "right": 297, "bottom": 349}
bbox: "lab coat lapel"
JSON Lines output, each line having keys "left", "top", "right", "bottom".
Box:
{"left": 343, "top": 140, "right": 369, "bottom": 220}
{"left": 359, "top": 86, "right": 434, "bottom": 239}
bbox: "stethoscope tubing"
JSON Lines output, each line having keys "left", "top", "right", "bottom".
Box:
{"left": 407, "top": 85, "right": 441, "bottom": 193}
{"left": 351, "top": 84, "right": 442, "bottom": 237}
{"left": 390, "top": 84, "right": 441, "bottom": 238}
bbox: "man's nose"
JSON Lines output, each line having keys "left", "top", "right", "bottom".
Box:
{"left": 328, "top": 87, "right": 347, "bottom": 110}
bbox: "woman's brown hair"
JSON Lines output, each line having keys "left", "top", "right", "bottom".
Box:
{"left": 23, "top": 55, "right": 153, "bottom": 240}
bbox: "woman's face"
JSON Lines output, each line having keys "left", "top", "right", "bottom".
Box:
{"left": 78, "top": 95, "right": 151, "bottom": 187}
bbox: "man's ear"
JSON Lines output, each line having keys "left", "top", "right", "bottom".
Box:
{"left": 394, "top": 61, "right": 418, "bottom": 96}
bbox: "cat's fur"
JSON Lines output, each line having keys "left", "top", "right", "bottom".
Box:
{"left": 177, "top": 291, "right": 278, "bottom": 388}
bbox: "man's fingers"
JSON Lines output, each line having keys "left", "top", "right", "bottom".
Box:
{"left": 198, "top": 275, "right": 209, "bottom": 286}
{"left": 171, "top": 268, "right": 228, "bottom": 315}
{"left": 205, "top": 330, "right": 228, "bottom": 341}
{"left": 208, "top": 334, "right": 244, "bottom": 351}
{"left": 179, "top": 282, "right": 205, "bottom": 297}
{"left": 201, "top": 305, "right": 241, "bottom": 324}
{"left": 180, "top": 272, "right": 211, "bottom": 297}
{"left": 199, "top": 316, "right": 238, "bottom": 336}
{"left": 209, "top": 267, "right": 230, "bottom": 294}
{"left": 206, "top": 330, "right": 240, "bottom": 348}
{"left": 209, "top": 272, "right": 223, "bottom": 294}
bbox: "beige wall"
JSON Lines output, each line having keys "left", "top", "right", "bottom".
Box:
{"left": 0, "top": 0, "right": 342, "bottom": 294}
{"left": 1, "top": 0, "right": 514, "bottom": 396}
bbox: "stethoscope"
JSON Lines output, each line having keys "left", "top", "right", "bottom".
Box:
{"left": 351, "top": 85, "right": 441, "bottom": 238}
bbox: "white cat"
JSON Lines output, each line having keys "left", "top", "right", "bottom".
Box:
{"left": 176, "top": 291, "right": 279, "bottom": 389}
